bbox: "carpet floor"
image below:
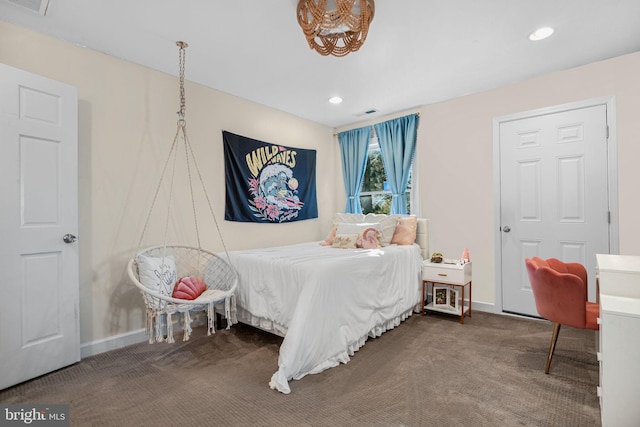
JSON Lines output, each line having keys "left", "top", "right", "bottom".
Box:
{"left": 0, "top": 311, "right": 601, "bottom": 426}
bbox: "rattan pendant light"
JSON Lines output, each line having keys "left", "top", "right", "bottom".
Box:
{"left": 297, "top": 0, "right": 375, "bottom": 57}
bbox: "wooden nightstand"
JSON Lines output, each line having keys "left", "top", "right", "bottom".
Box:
{"left": 422, "top": 261, "right": 472, "bottom": 324}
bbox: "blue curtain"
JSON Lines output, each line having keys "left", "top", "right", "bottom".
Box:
{"left": 374, "top": 114, "right": 419, "bottom": 214}
{"left": 338, "top": 127, "right": 371, "bottom": 213}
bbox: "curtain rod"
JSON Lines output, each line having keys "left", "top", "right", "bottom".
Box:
{"left": 333, "top": 111, "right": 420, "bottom": 137}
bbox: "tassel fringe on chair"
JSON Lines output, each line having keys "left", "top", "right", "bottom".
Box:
{"left": 128, "top": 245, "right": 239, "bottom": 344}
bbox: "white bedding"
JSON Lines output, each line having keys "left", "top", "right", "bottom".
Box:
{"left": 227, "top": 241, "right": 423, "bottom": 394}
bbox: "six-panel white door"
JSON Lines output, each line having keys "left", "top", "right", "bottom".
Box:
{"left": 0, "top": 63, "right": 79, "bottom": 390}
{"left": 499, "top": 104, "right": 610, "bottom": 317}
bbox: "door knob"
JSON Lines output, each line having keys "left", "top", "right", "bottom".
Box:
{"left": 63, "top": 234, "right": 77, "bottom": 244}
{"left": 502, "top": 226, "right": 511, "bottom": 233}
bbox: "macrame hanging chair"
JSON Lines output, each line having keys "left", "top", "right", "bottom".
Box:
{"left": 127, "top": 41, "right": 238, "bottom": 344}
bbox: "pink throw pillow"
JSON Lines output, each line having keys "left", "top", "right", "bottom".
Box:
{"left": 391, "top": 216, "right": 418, "bottom": 245}
{"left": 357, "top": 227, "right": 381, "bottom": 249}
{"left": 172, "top": 276, "right": 206, "bottom": 300}
{"left": 321, "top": 224, "right": 337, "bottom": 246}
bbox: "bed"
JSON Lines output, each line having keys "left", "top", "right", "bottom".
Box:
{"left": 226, "top": 215, "right": 428, "bottom": 394}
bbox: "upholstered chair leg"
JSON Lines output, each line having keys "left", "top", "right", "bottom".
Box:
{"left": 545, "top": 323, "right": 561, "bottom": 374}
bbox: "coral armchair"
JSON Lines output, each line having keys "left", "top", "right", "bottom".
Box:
{"left": 524, "top": 257, "right": 599, "bottom": 374}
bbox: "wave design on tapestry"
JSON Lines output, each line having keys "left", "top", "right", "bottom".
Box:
{"left": 223, "top": 131, "right": 318, "bottom": 223}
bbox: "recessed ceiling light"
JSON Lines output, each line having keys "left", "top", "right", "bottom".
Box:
{"left": 529, "top": 27, "right": 554, "bottom": 41}
{"left": 328, "top": 96, "right": 343, "bottom": 104}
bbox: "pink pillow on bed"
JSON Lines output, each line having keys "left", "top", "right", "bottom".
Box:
{"left": 321, "top": 224, "right": 337, "bottom": 246}
{"left": 391, "top": 216, "right": 417, "bottom": 245}
{"left": 357, "top": 227, "right": 380, "bottom": 249}
{"left": 172, "top": 276, "right": 206, "bottom": 300}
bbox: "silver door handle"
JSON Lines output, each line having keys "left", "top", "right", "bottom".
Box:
{"left": 63, "top": 234, "right": 77, "bottom": 243}
{"left": 502, "top": 226, "right": 511, "bottom": 232}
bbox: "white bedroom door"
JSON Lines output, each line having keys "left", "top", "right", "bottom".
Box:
{"left": 0, "top": 63, "right": 80, "bottom": 390}
{"left": 498, "top": 103, "right": 610, "bottom": 317}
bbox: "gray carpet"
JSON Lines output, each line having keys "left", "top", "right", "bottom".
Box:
{"left": 0, "top": 311, "right": 601, "bottom": 426}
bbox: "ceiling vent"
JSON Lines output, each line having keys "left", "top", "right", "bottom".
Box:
{"left": 7, "top": 0, "right": 49, "bottom": 15}
{"left": 354, "top": 108, "right": 378, "bottom": 117}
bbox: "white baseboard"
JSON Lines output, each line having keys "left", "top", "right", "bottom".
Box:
{"left": 80, "top": 328, "right": 148, "bottom": 359}
{"left": 472, "top": 301, "right": 546, "bottom": 320}
{"left": 471, "top": 301, "right": 495, "bottom": 313}
{"left": 424, "top": 293, "right": 496, "bottom": 314}
{"left": 80, "top": 304, "right": 499, "bottom": 359}
{"left": 80, "top": 314, "right": 210, "bottom": 359}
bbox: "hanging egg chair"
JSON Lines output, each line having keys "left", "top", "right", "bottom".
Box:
{"left": 127, "top": 42, "right": 238, "bottom": 344}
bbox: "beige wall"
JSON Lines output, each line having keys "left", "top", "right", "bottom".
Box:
{"left": 338, "top": 51, "right": 640, "bottom": 307}
{"left": 0, "top": 21, "right": 339, "bottom": 344}
{"left": 417, "top": 52, "right": 640, "bottom": 305}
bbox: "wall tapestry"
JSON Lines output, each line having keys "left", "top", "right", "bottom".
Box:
{"left": 223, "top": 131, "right": 318, "bottom": 223}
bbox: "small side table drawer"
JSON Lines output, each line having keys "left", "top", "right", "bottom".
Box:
{"left": 422, "top": 262, "right": 471, "bottom": 285}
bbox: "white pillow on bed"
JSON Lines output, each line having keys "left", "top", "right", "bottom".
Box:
{"left": 322, "top": 213, "right": 401, "bottom": 246}
{"left": 336, "top": 222, "right": 379, "bottom": 235}
{"left": 334, "top": 212, "right": 365, "bottom": 223}
{"left": 137, "top": 254, "right": 178, "bottom": 296}
{"left": 321, "top": 213, "right": 366, "bottom": 246}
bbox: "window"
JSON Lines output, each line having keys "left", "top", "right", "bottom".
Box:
{"left": 359, "top": 139, "right": 412, "bottom": 214}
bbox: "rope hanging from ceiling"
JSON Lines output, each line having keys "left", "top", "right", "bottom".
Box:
{"left": 127, "top": 41, "right": 238, "bottom": 344}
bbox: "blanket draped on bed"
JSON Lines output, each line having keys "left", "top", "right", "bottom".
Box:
{"left": 228, "top": 242, "right": 423, "bottom": 394}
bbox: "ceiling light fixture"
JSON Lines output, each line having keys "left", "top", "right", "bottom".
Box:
{"left": 329, "top": 96, "right": 343, "bottom": 104}
{"left": 529, "top": 27, "right": 554, "bottom": 41}
{"left": 297, "top": 0, "right": 375, "bottom": 57}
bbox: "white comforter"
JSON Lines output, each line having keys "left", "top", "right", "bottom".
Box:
{"left": 227, "top": 241, "right": 423, "bottom": 394}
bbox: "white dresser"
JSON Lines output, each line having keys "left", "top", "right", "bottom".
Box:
{"left": 596, "top": 254, "right": 640, "bottom": 427}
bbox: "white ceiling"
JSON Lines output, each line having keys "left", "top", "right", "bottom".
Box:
{"left": 2, "top": 0, "right": 640, "bottom": 128}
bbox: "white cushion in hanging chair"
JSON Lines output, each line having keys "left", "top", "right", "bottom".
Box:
{"left": 137, "top": 254, "right": 177, "bottom": 298}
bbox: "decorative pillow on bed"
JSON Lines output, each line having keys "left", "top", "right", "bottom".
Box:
{"left": 356, "top": 227, "right": 381, "bottom": 249}
{"left": 320, "top": 225, "right": 338, "bottom": 246}
{"left": 364, "top": 213, "right": 400, "bottom": 246}
{"left": 137, "top": 254, "right": 178, "bottom": 296}
{"left": 332, "top": 233, "right": 359, "bottom": 249}
{"left": 391, "top": 215, "right": 418, "bottom": 245}
{"left": 321, "top": 213, "right": 366, "bottom": 246}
